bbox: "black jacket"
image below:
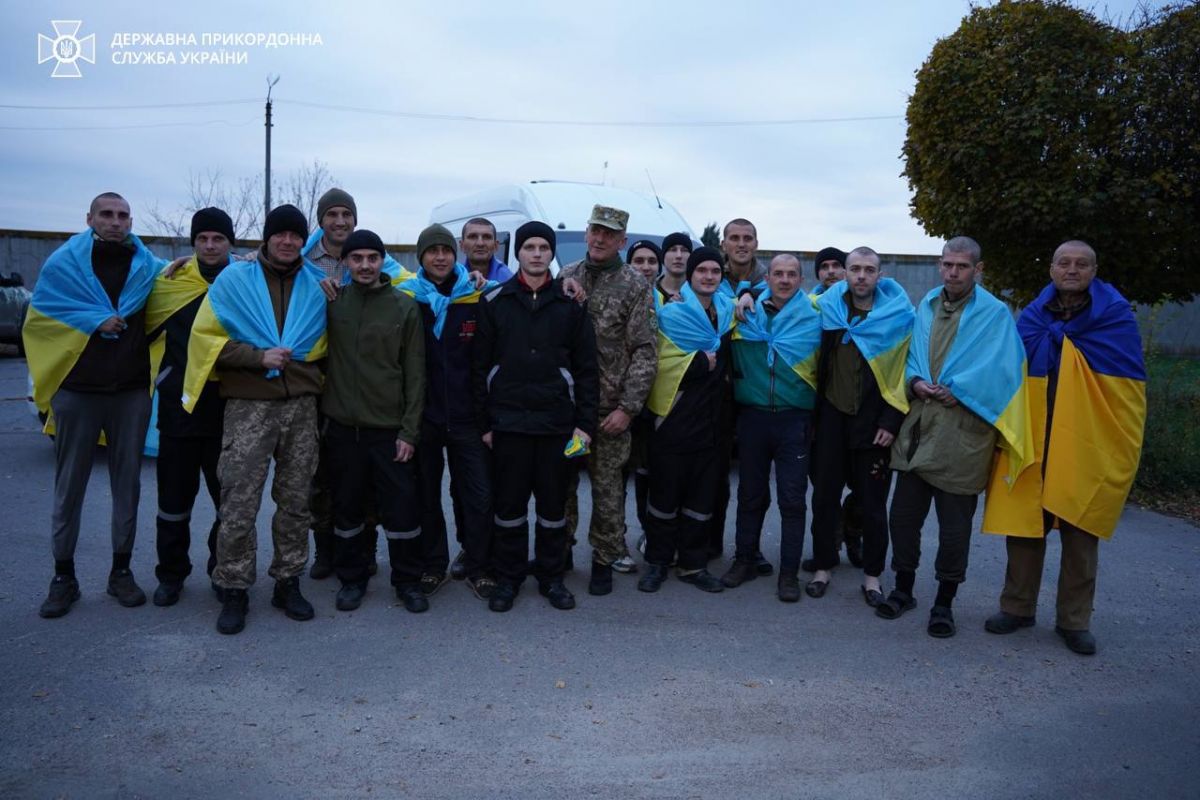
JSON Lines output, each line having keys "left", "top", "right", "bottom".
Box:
{"left": 653, "top": 327, "right": 732, "bottom": 454}
{"left": 421, "top": 289, "right": 482, "bottom": 432}
{"left": 814, "top": 327, "right": 905, "bottom": 448}
{"left": 154, "top": 294, "right": 224, "bottom": 438}
{"left": 472, "top": 275, "right": 599, "bottom": 437}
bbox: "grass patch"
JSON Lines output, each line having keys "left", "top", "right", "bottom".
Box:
{"left": 1131, "top": 355, "right": 1200, "bottom": 523}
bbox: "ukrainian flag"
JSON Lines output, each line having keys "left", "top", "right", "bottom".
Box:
{"left": 181, "top": 258, "right": 328, "bottom": 412}
{"left": 22, "top": 230, "right": 162, "bottom": 414}
{"left": 647, "top": 285, "right": 734, "bottom": 417}
{"left": 983, "top": 278, "right": 1146, "bottom": 540}
{"left": 816, "top": 277, "right": 914, "bottom": 414}
{"left": 303, "top": 228, "right": 415, "bottom": 285}
{"left": 400, "top": 264, "right": 494, "bottom": 338}
{"left": 909, "top": 284, "right": 1033, "bottom": 483}
{"left": 733, "top": 290, "right": 822, "bottom": 389}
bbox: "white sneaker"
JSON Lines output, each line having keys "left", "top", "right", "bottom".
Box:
{"left": 612, "top": 555, "right": 638, "bottom": 574}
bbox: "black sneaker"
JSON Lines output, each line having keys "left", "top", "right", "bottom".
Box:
{"left": 754, "top": 552, "right": 774, "bottom": 576}
{"left": 396, "top": 583, "right": 430, "bottom": 613}
{"left": 450, "top": 551, "right": 469, "bottom": 581}
{"left": 153, "top": 581, "right": 183, "bottom": 607}
{"left": 538, "top": 580, "right": 576, "bottom": 610}
{"left": 777, "top": 572, "right": 801, "bottom": 603}
{"left": 39, "top": 575, "right": 80, "bottom": 619}
{"left": 678, "top": 569, "right": 724, "bottom": 593}
{"left": 984, "top": 610, "right": 1036, "bottom": 634}
{"left": 466, "top": 574, "right": 497, "bottom": 600}
{"left": 588, "top": 561, "right": 613, "bottom": 596}
{"left": 309, "top": 553, "right": 334, "bottom": 581}
{"left": 336, "top": 582, "right": 366, "bottom": 611}
{"left": 107, "top": 568, "right": 147, "bottom": 607}
{"left": 271, "top": 576, "right": 315, "bottom": 621}
{"left": 488, "top": 582, "right": 517, "bottom": 613}
{"left": 1055, "top": 626, "right": 1097, "bottom": 655}
{"left": 637, "top": 563, "right": 669, "bottom": 593}
{"left": 419, "top": 572, "right": 448, "bottom": 596}
{"left": 720, "top": 560, "right": 757, "bottom": 588}
{"left": 217, "top": 588, "right": 249, "bottom": 635}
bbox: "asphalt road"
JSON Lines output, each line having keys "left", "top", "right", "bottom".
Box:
{"left": 0, "top": 352, "right": 1197, "bottom": 799}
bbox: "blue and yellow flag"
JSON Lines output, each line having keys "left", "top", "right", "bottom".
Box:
{"left": 400, "top": 264, "right": 493, "bottom": 338}
{"left": 717, "top": 276, "right": 766, "bottom": 300}
{"left": 982, "top": 278, "right": 1146, "bottom": 540}
{"left": 23, "top": 230, "right": 163, "bottom": 413}
{"left": 647, "top": 285, "right": 734, "bottom": 417}
{"left": 816, "top": 277, "right": 914, "bottom": 414}
{"left": 733, "top": 291, "right": 822, "bottom": 389}
{"left": 908, "top": 284, "right": 1033, "bottom": 483}
{"left": 303, "top": 228, "right": 415, "bottom": 285}
{"left": 181, "top": 259, "right": 328, "bottom": 412}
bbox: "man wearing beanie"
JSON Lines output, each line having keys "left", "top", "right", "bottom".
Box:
{"left": 474, "top": 220, "right": 599, "bottom": 613}
{"left": 657, "top": 232, "right": 692, "bottom": 304}
{"left": 202, "top": 203, "right": 327, "bottom": 634}
{"left": 404, "top": 223, "right": 498, "bottom": 600}
{"left": 145, "top": 207, "right": 235, "bottom": 607}
{"left": 626, "top": 239, "right": 662, "bottom": 285}
{"left": 812, "top": 246, "right": 848, "bottom": 296}
{"left": 322, "top": 229, "right": 428, "bottom": 613}
{"left": 638, "top": 247, "right": 734, "bottom": 594}
{"left": 559, "top": 205, "right": 658, "bottom": 597}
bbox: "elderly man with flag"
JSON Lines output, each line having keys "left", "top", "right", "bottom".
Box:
{"left": 805, "top": 247, "right": 914, "bottom": 607}
{"left": 637, "top": 246, "right": 734, "bottom": 594}
{"left": 722, "top": 253, "right": 822, "bottom": 601}
{"left": 875, "top": 237, "right": 1032, "bottom": 637}
{"left": 143, "top": 207, "right": 237, "bottom": 607}
{"left": 982, "top": 240, "right": 1146, "bottom": 656}
{"left": 24, "top": 192, "right": 163, "bottom": 618}
{"left": 183, "top": 204, "right": 328, "bottom": 635}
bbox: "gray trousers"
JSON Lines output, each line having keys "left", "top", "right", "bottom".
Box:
{"left": 49, "top": 388, "right": 151, "bottom": 562}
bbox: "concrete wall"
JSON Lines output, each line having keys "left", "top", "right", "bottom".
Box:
{"left": 3, "top": 231, "right": 1195, "bottom": 355}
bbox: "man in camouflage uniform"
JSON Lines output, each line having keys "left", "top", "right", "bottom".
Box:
{"left": 560, "top": 205, "right": 658, "bottom": 596}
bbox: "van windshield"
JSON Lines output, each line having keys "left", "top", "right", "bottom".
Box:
{"left": 553, "top": 232, "right": 665, "bottom": 268}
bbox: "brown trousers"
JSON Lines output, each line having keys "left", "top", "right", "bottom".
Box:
{"left": 999, "top": 516, "right": 1099, "bottom": 631}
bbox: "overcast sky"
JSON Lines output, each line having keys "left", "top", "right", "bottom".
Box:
{"left": 1, "top": 0, "right": 1143, "bottom": 253}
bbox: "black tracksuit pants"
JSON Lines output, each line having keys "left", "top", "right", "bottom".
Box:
{"left": 888, "top": 471, "right": 977, "bottom": 584}
{"left": 418, "top": 419, "right": 493, "bottom": 580}
{"left": 155, "top": 433, "right": 221, "bottom": 585}
{"left": 490, "top": 432, "right": 571, "bottom": 587}
{"left": 325, "top": 420, "right": 422, "bottom": 587}
{"left": 644, "top": 446, "right": 718, "bottom": 571}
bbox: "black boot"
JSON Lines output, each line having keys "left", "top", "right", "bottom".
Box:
{"left": 588, "top": 561, "right": 613, "bottom": 596}
{"left": 39, "top": 575, "right": 80, "bottom": 619}
{"left": 217, "top": 588, "right": 249, "bottom": 635}
{"left": 777, "top": 571, "right": 801, "bottom": 603}
{"left": 271, "top": 576, "right": 315, "bottom": 621}
{"left": 637, "top": 563, "right": 669, "bottom": 593}
{"left": 720, "top": 559, "right": 758, "bottom": 588}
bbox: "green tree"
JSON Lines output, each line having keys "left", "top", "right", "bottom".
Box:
{"left": 700, "top": 222, "right": 720, "bottom": 248}
{"left": 903, "top": 0, "right": 1200, "bottom": 305}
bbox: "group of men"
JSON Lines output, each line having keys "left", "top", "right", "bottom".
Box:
{"left": 23, "top": 190, "right": 1146, "bottom": 655}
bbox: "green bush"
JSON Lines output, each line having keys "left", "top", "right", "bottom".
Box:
{"left": 1135, "top": 356, "right": 1200, "bottom": 494}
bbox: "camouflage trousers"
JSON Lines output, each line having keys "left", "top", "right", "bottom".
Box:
{"left": 565, "top": 428, "right": 632, "bottom": 566}
{"left": 214, "top": 396, "right": 319, "bottom": 589}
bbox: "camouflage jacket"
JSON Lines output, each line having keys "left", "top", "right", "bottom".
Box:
{"left": 560, "top": 257, "right": 658, "bottom": 416}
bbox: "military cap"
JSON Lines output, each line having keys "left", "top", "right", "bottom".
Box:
{"left": 588, "top": 204, "right": 629, "bottom": 232}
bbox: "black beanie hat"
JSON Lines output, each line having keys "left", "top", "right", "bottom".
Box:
{"left": 514, "top": 221, "right": 557, "bottom": 259}
{"left": 625, "top": 239, "right": 663, "bottom": 265}
{"left": 417, "top": 223, "right": 457, "bottom": 263}
{"left": 317, "top": 188, "right": 357, "bottom": 225}
{"left": 190, "top": 207, "right": 235, "bottom": 245}
{"left": 813, "top": 246, "right": 847, "bottom": 279}
{"left": 660, "top": 232, "right": 693, "bottom": 255}
{"left": 686, "top": 246, "right": 724, "bottom": 281}
{"left": 262, "top": 204, "right": 308, "bottom": 243}
{"left": 342, "top": 229, "right": 385, "bottom": 258}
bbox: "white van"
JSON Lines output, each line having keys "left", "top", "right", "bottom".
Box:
{"left": 429, "top": 181, "right": 697, "bottom": 275}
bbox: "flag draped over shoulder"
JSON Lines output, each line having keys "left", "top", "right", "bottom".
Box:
{"left": 733, "top": 291, "right": 822, "bottom": 389}
{"left": 816, "top": 277, "right": 914, "bottom": 414}
{"left": 647, "top": 285, "right": 734, "bottom": 417}
{"left": 303, "top": 228, "right": 415, "bottom": 285}
{"left": 717, "top": 277, "right": 766, "bottom": 300}
{"left": 983, "top": 278, "right": 1146, "bottom": 540}
{"left": 23, "top": 230, "right": 162, "bottom": 412}
{"left": 181, "top": 259, "right": 328, "bottom": 412}
{"left": 400, "top": 264, "right": 492, "bottom": 338}
{"left": 908, "top": 284, "right": 1033, "bottom": 483}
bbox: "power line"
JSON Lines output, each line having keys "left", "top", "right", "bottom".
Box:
{"left": 0, "top": 99, "right": 260, "bottom": 110}
{"left": 0, "top": 117, "right": 260, "bottom": 132}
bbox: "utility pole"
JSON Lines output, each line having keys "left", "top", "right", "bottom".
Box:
{"left": 264, "top": 74, "right": 280, "bottom": 220}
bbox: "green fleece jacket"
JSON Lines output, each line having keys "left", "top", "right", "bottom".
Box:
{"left": 321, "top": 276, "right": 425, "bottom": 443}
